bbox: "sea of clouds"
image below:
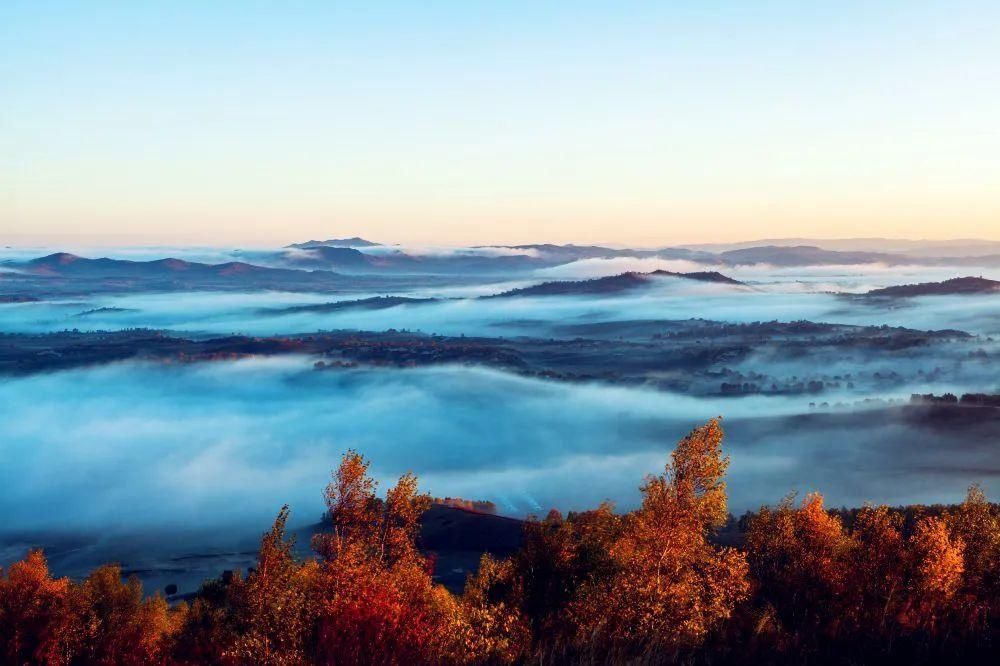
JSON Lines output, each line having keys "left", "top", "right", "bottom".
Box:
{"left": 0, "top": 359, "right": 995, "bottom": 539}
{"left": 1, "top": 252, "right": 997, "bottom": 545}
{"left": 1, "top": 271, "right": 997, "bottom": 338}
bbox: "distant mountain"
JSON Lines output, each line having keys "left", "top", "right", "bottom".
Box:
{"left": 863, "top": 277, "right": 1000, "bottom": 298}
{"left": 274, "top": 242, "right": 726, "bottom": 275}
{"left": 287, "top": 237, "right": 380, "bottom": 249}
{"left": 504, "top": 244, "right": 635, "bottom": 261}
{"left": 719, "top": 245, "right": 901, "bottom": 266}
{"left": 489, "top": 270, "right": 743, "bottom": 298}
{"left": 281, "top": 246, "right": 384, "bottom": 270}
{"left": 929, "top": 254, "right": 1000, "bottom": 268}
{"left": 880, "top": 241, "right": 1000, "bottom": 258}
{"left": 503, "top": 244, "right": 718, "bottom": 263}
{"left": 681, "top": 237, "right": 1000, "bottom": 257}
{"left": 23, "top": 253, "right": 305, "bottom": 279}
{"left": 10, "top": 252, "right": 347, "bottom": 290}
{"left": 271, "top": 239, "right": 1000, "bottom": 273}
{"left": 277, "top": 246, "right": 546, "bottom": 274}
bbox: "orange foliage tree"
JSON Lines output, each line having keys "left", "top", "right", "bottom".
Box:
{"left": 224, "top": 505, "right": 317, "bottom": 664}
{"left": 308, "top": 450, "right": 465, "bottom": 664}
{"left": 460, "top": 419, "right": 750, "bottom": 659}
{"left": 902, "top": 516, "right": 965, "bottom": 634}
{"left": 569, "top": 419, "right": 749, "bottom": 651}
{"left": 0, "top": 551, "right": 178, "bottom": 665}
{"left": 945, "top": 484, "right": 1000, "bottom": 635}
{"left": 74, "top": 564, "right": 176, "bottom": 665}
{"left": 847, "top": 504, "right": 907, "bottom": 638}
{"left": 0, "top": 550, "right": 78, "bottom": 664}
{"left": 745, "top": 492, "right": 854, "bottom": 640}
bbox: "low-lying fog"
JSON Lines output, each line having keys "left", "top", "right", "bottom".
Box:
{"left": 2, "top": 264, "right": 998, "bottom": 338}
{"left": 1, "top": 248, "right": 998, "bottom": 575}
{"left": 1, "top": 359, "right": 995, "bottom": 538}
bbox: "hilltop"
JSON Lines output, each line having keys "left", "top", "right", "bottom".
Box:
{"left": 286, "top": 237, "right": 380, "bottom": 248}
{"left": 864, "top": 276, "right": 1000, "bottom": 297}
{"left": 489, "top": 270, "right": 743, "bottom": 298}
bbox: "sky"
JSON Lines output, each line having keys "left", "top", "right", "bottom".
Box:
{"left": 2, "top": 1, "right": 999, "bottom": 247}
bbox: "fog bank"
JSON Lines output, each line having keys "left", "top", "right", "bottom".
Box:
{"left": 0, "top": 360, "right": 995, "bottom": 538}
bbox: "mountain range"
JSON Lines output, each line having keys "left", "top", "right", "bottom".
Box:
{"left": 286, "top": 237, "right": 380, "bottom": 248}
{"left": 4, "top": 252, "right": 348, "bottom": 292}
{"left": 268, "top": 239, "right": 1000, "bottom": 273}
{"left": 3, "top": 240, "right": 999, "bottom": 297}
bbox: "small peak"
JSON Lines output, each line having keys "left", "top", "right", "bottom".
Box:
{"left": 32, "top": 252, "right": 82, "bottom": 265}
{"left": 151, "top": 258, "right": 192, "bottom": 270}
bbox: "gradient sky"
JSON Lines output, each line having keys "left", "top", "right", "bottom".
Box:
{"left": 2, "top": 1, "right": 999, "bottom": 246}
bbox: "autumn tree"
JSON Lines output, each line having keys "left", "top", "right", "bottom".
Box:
{"left": 0, "top": 550, "right": 79, "bottom": 665}
{"left": 381, "top": 471, "right": 432, "bottom": 567}
{"left": 847, "top": 504, "right": 906, "bottom": 638}
{"left": 73, "top": 564, "right": 176, "bottom": 664}
{"left": 745, "top": 492, "right": 854, "bottom": 643}
{"left": 312, "top": 450, "right": 430, "bottom": 568}
{"left": 945, "top": 484, "right": 1000, "bottom": 634}
{"left": 459, "top": 554, "right": 532, "bottom": 664}
{"left": 308, "top": 451, "right": 462, "bottom": 664}
{"left": 511, "top": 504, "right": 622, "bottom": 641}
{"left": 225, "top": 505, "right": 317, "bottom": 665}
{"left": 170, "top": 577, "right": 238, "bottom": 665}
{"left": 571, "top": 419, "right": 750, "bottom": 651}
{"left": 902, "top": 516, "right": 964, "bottom": 634}
{"left": 313, "top": 450, "right": 379, "bottom": 560}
